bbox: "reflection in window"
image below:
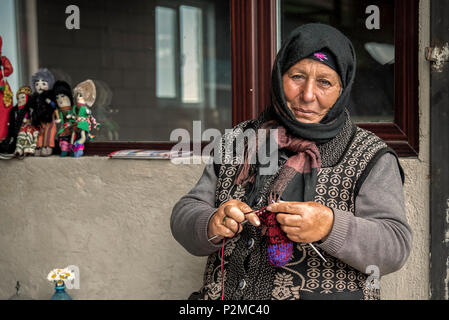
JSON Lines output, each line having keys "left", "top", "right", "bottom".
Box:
{"left": 6, "top": 0, "right": 231, "bottom": 142}
{"left": 180, "top": 6, "right": 204, "bottom": 104}
{"left": 156, "top": 7, "right": 176, "bottom": 99}
{"left": 280, "top": 0, "right": 395, "bottom": 123}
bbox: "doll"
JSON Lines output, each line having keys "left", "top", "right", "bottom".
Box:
{"left": 0, "top": 86, "right": 33, "bottom": 159}
{"left": 0, "top": 35, "right": 14, "bottom": 141}
{"left": 71, "top": 80, "right": 99, "bottom": 157}
{"left": 14, "top": 86, "right": 40, "bottom": 157}
{"left": 53, "top": 80, "right": 74, "bottom": 157}
{"left": 31, "top": 68, "right": 58, "bottom": 157}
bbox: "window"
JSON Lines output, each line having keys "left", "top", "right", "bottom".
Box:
{"left": 231, "top": 0, "right": 418, "bottom": 157}
{"left": 156, "top": 5, "right": 207, "bottom": 105}
{"left": 180, "top": 5, "right": 204, "bottom": 104}
{"left": 155, "top": 7, "right": 177, "bottom": 99}
{"left": 1, "top": 0, "right": 418, "bottom": 156}
{"left": 281, "top": 0, "right": 395, "bottom": 123}
{"left": 2, "top": 0, "right": 231, "bottom": 152}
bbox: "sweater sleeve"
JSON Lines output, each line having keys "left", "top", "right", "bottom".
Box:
{"left": 316, "top": 152, "right": 413, "bottom": 276}
{"left": 170, "top": 163, "right": 223, "bottom": 256}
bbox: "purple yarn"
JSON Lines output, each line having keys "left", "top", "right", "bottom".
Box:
{"left": 267, "top": 242, "right": 294, "bottom": 267}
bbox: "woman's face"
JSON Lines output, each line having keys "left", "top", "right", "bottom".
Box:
{"left": 282, "top": 58, "right": 342, "bottom": 124}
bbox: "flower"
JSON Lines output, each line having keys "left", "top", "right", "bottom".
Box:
{"left": 47, "top": 267, "right": 75, "bottom": 287}
{"left": 314, "top": 52, "right": 328, "bottom": 62}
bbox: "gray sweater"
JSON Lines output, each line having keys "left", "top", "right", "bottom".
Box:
{"left": 170, "top": 152, "right": 412, "bottom": 277}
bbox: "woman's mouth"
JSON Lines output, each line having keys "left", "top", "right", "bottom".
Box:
{"left": 291, "top": 106, "right": 316, "bottom": 114}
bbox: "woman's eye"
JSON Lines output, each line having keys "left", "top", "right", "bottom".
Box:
{"left": 318, "top": 79, "right": 331, "bottom": 87}
{"left": 291, "top": 74, "right": 304, "bottom": 80}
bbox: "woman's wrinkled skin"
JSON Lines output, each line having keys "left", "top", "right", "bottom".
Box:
{"left": 283, "top": 58, "right": 342, "bottom": 124}
{"left": 208, "top": 58, "right": 341, "bottom": 244}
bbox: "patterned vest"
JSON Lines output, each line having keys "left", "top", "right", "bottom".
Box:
{"left": 198, "top": 113, "right": 397, "bottom": 300}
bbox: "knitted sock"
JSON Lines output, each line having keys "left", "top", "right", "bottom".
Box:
{"left": 255, "top": 207, "right": 293, "bottom": 267}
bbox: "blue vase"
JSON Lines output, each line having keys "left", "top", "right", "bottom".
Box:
{"left": 50, "top": 282, "right": 72, "bottom": 300}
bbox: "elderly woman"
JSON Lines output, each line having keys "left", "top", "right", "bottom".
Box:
{"left": 171, "top": 23, "right": 412, "bottom": 300}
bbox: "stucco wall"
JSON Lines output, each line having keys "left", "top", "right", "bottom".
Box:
{"left": 380, "top": 0, "right": 430, "bottom": 300}
{"left": 0, "top": 147, "right": 430, "bottom": 301}
{"left": 0, "top": 1, "right": 431, "bottom": 300}
{"left": 0, "top": 157, "right": 210, "bottom": 299}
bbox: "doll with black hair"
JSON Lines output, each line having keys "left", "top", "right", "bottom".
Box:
{"left": 53, "top": 80, "right": 75, "bottom": 157}
{"left": 31, "top": 68, "right": 58, "bottom": 157}
{"left": 0, "top": 86, "right": 34, "bottom": 159}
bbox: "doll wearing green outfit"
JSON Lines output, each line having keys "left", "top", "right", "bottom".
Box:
{"left": 71, "top": 80, "right": 97, "bottom": 158}
{"left": 53, "top": 81, "right": 75, "bottom": 157}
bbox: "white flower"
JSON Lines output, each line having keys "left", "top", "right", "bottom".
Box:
{"left": 47, "top": 267, "right": 75, "bottom": 284}
{"left": 47, "top": 270, "right": 58, "bottom": 282}
{"left": 61, "top": 268, "right": 75, "bottom": 281}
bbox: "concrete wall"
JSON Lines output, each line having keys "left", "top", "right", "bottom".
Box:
{"left": 0, "top": 157, "right": 208, "bottom": 299}
{"left": 0, "top": 1, "right": 431, "bottom": 300}
{"left": 380, "top": 0, "right": 430, "bottom": 300}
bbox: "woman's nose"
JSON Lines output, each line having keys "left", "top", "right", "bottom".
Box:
{"left": 301, "top": 79, "right": 315, "bottom": 102}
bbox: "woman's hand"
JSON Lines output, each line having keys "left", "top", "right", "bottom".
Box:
{"left": 266, "top": 201, "right": 334, "bottom": 243}
{"left": 207, "top": 199, "right": 260, "bottom": 244}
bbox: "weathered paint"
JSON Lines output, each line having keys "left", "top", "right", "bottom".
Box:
{"left": 429, "top": 0, "right": 449, "bottom": 300}
{"left": 425, "top": 42, "right": 449, "bottom": 72}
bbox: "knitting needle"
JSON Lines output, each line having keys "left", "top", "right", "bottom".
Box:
{"left": 308, "top": 243, "right": 327, "bottom": 263}
{"left": 209, "top": 225, "right": 326, "bottom": 262}
{"left": 208, "top": 208, "right": 327, "bottom": 263}
{"left": 275, "top": 200, "right": 327, "bottom": 263}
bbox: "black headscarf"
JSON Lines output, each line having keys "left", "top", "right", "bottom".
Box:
{"left": 268, "top": 23, "right": 357, "bottom": 144}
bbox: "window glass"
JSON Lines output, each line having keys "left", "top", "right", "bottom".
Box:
{"left": 180, "top": 5, "right": 204, "bottom": 104}
{"left": 280, "top": 0, "right": 395, "bottom": 123}
{"left": 2, "top": 0, "right": 232, "bottom": 142}
{"left": 156, "top": 6, "right": 177, "bottom": 99}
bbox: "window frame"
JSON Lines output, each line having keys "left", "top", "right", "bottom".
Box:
{"left": 86, "top": 0, "right": 419, "bottom": 157}
{"left": 155, "top": 3, "right": 208, "bottom": 108}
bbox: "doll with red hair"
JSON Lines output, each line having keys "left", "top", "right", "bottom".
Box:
{"left": 0, "top": 35, "right": 14, "bottom": 141}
